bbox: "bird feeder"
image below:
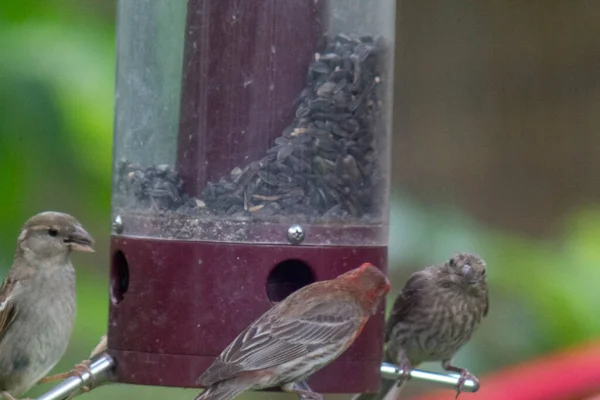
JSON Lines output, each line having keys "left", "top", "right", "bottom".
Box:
{"left": 108, "top": 0, "right": 395, "bottom": 394}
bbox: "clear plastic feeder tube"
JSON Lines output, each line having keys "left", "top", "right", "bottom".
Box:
{"left": 111, "top": 0, "right": 395, "bottom": 246}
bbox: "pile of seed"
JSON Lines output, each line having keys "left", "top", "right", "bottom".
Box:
{"left": 114, "top": 161, "right": 194, "bottom": 212}
{"left": 115, "top": 33, "right": 387, "bottom": 222}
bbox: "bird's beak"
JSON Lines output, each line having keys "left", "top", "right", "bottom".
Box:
{"left": 461, "top": 264, "right": 474, "bottom": 281}
{"left": 65, "top": 225, "right": 95, "bottom": 253}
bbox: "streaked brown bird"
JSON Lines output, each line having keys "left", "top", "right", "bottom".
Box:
{"left": 0, "top": 212, "right": 94, "bottom": 400}
{"left": 354, "top": 252, "right": 488, "bottom": 400}
{"left": 194, "top": 263, "right": 390, "bottom": 400}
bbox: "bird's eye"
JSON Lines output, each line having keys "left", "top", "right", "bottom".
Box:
{"left": 449, "top": 258, "right": 455, "bottom": 267}
{"left": 48, "top": 228, "right": 58, "bottom": 237}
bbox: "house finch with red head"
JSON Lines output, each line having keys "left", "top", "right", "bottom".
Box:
{"left": 194, "top": 263, "right": 390, "bottom": 400}
{"left": 0, "top": 212, "right": 94, "bottom": 400}
{"left": 354, "top": 252, "right": 488, "bottom": 400}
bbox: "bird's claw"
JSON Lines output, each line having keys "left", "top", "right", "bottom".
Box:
{"left": 394, "top": 355, "right": 413, "bottom": 385}
{"left": 38, "top": 359, "right": 96, "bottom": 399}
{"left": 71, "top": 360, "right": 96, "bottom": 393}
{"left": 283, "top": 382, "right": 323, "bottom": 400}
{"left": 455, "top": 369, "right": 479, "bottom": 398}
{"left": 39, "top": 359, "right": 91, "bottom": 382}
{"left": 295, "top": 390, "right": 323, "bottom": 400}
{"left": 441, "top": 360, "right": 479, "bottom": 398}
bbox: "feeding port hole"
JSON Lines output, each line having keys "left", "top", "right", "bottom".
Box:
{"left": 267, "top": 259, "right": 315, "bottom": 302}
{"left": 111, "top": 250, "right": 130, "bottom": 305}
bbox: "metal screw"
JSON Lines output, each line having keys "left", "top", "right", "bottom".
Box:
{"left": 287, "top": 224, "right": 305, "bottom": 245}
{"left": 112, "top": 215, "right": 123, "bottom": 234}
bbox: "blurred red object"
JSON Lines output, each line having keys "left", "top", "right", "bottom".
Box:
{"left": 410, "top": 341, "right": 600, "bottom": 400}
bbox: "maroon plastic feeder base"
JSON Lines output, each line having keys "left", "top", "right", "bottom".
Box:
{"left": 107, "top": 236, "right": 387, "bottom": 393}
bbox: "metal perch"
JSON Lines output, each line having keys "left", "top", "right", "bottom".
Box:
{"left": 34, "top": 354, "right": 115, "bottom": 400}
{"left": 33, "top": 359, "right": 478, "bottom": 400}
{"left": 380, "top": 362, "right": 480, "bottom": 392}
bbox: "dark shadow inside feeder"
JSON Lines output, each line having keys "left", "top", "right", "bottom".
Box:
{"left": 267, "top": 259, "right": 315, "bottom": 302}
{"left": 111, "top": 250, "right": 130, "bottom": 305}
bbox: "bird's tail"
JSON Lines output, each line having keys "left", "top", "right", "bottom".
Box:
{"left": 193, "top": 380, "right": 250, "bottom": 400}
{"left": 352, "top": 378, "right": 408, "bottom": 400}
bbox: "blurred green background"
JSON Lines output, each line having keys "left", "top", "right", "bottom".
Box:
{"left": 2, "top": 0, "right": 600, "bottom": 399}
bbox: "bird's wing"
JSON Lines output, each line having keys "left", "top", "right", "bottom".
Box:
{"left": 0, "top": 277, "right": 19, "bottom": 342}
{"left": 197, "top": 297, "right": 362, "bottom": 386}
{"left": 384, "top": 271, "right": 430, "bottom": 342}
